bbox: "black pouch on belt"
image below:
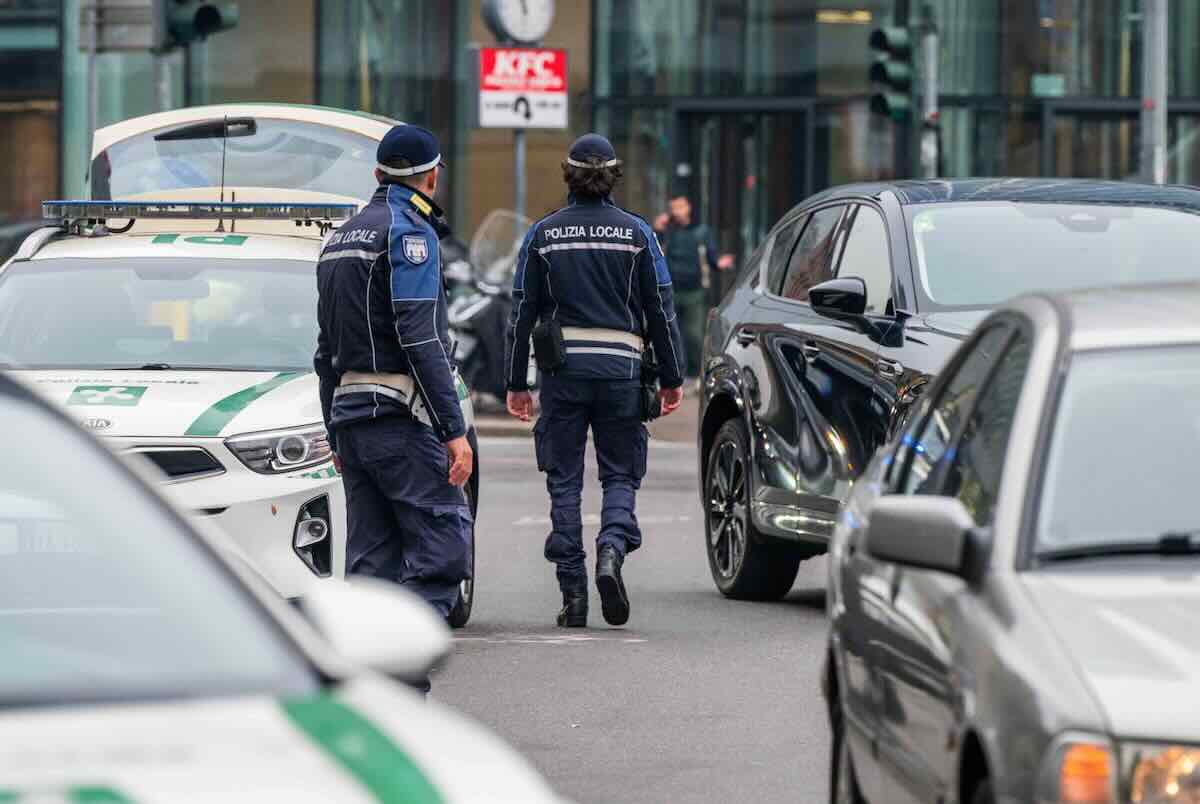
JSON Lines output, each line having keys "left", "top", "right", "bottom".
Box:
{"left": 531, "top": 319, "right": 567, "bottom": 373}
{"left": 640, "top": 346, "right": 662, "bottom": 422}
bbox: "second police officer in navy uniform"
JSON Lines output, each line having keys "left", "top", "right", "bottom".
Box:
{"left": 314, "top": 125, "right": 474, "bottom": 654}
{"left": 505, "top": 134, "right": 685, "bottom": 628}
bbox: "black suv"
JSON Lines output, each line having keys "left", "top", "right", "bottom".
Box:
{"left": 698, "top": 178, "right": 1200, "bottom": 599}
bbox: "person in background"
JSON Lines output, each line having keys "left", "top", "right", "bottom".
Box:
{"left": 653, "top": 194, "right": 734, "bottom": 380}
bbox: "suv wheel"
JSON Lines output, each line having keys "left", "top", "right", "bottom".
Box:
{"left": 705, "top": 418, "right": 800, "bottom": 600}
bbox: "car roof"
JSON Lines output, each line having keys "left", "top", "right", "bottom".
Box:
{"left": 1017, "top": 282, "right": 1200, "bottom": 351}
{"left": 804, "top": 177, "right": 1200, "bottom": 213}
{"left": 22, "top": 229, "right": 321, "bottom": 262}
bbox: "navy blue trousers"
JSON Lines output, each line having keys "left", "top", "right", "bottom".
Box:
{"left": 534, "top": 374, "right": 648, "bottom": 593}
{"left": 337, "top": 416, "right": 473, "bottom": 618}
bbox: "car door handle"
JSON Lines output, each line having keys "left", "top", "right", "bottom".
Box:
{"left": 801, "top": 342, "right": 820, "bottom": 362}
{"left": 736, "top": 328, "right": 758, "bottom": 346}
{"left": 876, "top": 358, "right": 904, "bottom": 379}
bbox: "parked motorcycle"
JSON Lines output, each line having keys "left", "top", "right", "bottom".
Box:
{"left": 447, "top": 210, "right": 535, "bottom": 406}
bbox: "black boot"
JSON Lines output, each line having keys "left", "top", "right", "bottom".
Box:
{"left": 595, "top": 546, "right": 630, "bottom": 626}
{"left": 556, "top": 589, "right": 588, "bottom": 628}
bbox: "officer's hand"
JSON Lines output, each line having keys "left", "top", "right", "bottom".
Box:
{"left": 446, "top": 436, "right": 474, "bottom": 487}
{"left": 653, "top": 213, "right": 669, "bottom": 233}
{"left": 659, "top": 386, "right": 684, "bottom": 417}
{"left": 331, "top": 453, "right": 343, "bottom": 475}
{"left": 507, "top": 390, "right": 535, "bottom": 422}
{"left": 717, "top": 253, "right": 736, "bottom": 271}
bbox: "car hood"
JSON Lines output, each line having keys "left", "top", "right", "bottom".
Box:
{"left": 912, "top": 309, "right": 992, "bottom": 339}
{"left": 1022, "top": 563, "right": 1200, "bottom": 742}
{"left": 12, "top": 369, "right": 320, "bottom": 438}
{"left": 0, "top": 678, "right": 560, "bottom": 803}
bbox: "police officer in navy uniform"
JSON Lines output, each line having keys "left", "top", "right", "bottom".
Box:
{"left": 314, "top": 125, "right": 474, "bottom": 642}
{"left": 505, "top": 134, "right": 685, "bottom": 627}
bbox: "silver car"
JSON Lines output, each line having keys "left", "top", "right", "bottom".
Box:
{"left": 824, "top": 283, "right": 1200, "bottom": 804}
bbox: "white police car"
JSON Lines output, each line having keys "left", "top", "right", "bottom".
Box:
{"left": 0, "top": 105, "right": 478, "bottom": 617}
{"left": 0, "top": 370, "right": 558, "bottom": 803}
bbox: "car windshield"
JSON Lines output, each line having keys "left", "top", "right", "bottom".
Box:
{"left": 0, "top": 258, "right": 317, "bottom": 371}
{"left": 907, "top": 203, "right": 1200, "bottom": 308}
{"left": 1035, "top": 346, "right": 1200, "bottom": 555}
{"left": 0, "top": 391, "right": 315, "bottom": 705}
{"left": 91, "top": 117, "right": 380, "bottom": 201}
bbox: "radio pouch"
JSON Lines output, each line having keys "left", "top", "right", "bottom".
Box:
{"left": 531, "top": 319, "right": 567, "bottom": 373}
{"left": 640, "top": 346, "right": 662, "bottom": 422}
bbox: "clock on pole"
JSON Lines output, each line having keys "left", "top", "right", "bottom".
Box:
{"left": 478, "top": 0, "right": 559, "bottom": 219}
{"left": 482, "top": 0, "right": 555, "bottom": 45}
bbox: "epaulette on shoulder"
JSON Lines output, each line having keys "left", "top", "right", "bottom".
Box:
{"left": 609, "top": 206, "right": 656, "bottom": 244}
{"left": 403, "top": 208, "right": 427, "bottom": 228}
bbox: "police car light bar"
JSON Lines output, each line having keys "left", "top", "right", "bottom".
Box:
{"left": 42, "top": 200, "right": 357, "bottom": 224}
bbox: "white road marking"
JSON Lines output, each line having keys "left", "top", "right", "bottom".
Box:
{"left": 478, "top": 435, "right": 693, "bottom": 450}
{"left": 454, "top": 633, "right": 647, "bottom": 645}
{"left": 512, "top": 513, "right": 692, "bottom": 527}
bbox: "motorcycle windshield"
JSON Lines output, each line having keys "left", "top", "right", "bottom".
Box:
{"left": 470, "top": 210, "right": 532, "bottom": 287}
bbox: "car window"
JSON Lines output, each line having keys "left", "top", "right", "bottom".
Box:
{"left": 780, "top": 206, "right": 843, "bottom": 302}
{"left": 900, "top": 325, "right": 1012, "bottom": 495}
{"left": 764, "top": 213, "right": 807, "bottom": 293}
{"left": 907, "top": 202, "right": 1200, "bottom": 309}
{"left": 836, "top": 205, "right": 893, "bottom": 315}
{"left": 0, "top": 257, "right": 318, "bottom": 371}
{"left": 1036, "top": 345, "right": 1200, "bottom": 554}
{"left": 0, "top": 393, "right": 315, "bottom": 706}
{"left": 939, "top": 334, "right": 1031, "bottom": 525}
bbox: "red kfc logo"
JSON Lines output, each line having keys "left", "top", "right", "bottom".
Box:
{"left": 481, "top": 48, "right": 567, "bottom": 93}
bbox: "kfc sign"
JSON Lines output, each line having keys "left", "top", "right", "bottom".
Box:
{"left": 477, "top": 47, "right": 568, "bottom": 129}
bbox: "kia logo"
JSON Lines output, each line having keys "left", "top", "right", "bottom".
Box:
{"left": 81, "top": 417, "right": 113, "bottom": 431}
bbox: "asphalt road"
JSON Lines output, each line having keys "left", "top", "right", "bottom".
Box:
{"left": 434, "top": 436, "right": 832, "bottom": 804}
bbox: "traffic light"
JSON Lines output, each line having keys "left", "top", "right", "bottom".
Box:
{"left": 160, "top": 0, "right": 238, "bottom": 48}
{"left": 868, "top": 26, "right": 912, "bottom": 120}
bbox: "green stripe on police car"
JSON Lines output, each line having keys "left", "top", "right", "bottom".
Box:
{"left": 282, "top": 695, "right": 443, "bottom": 804}
{"left": 185, "top": 371, "right": 305, "bottom": 437}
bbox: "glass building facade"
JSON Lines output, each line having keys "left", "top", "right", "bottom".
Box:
{"left": 4, "top": 0, "right": 1200, "bottom": 262}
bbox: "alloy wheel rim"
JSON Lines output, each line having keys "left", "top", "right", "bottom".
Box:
{"left": 708, "top": 439, "right": 747, "bottom": 579}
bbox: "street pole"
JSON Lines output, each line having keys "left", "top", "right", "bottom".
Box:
{"left": 87, "top": 0, "right": 101, "bottom": 172}
{"left": 1141, "top": 0, "right": 1168, "bottom": 184}
{"left": 918, "top": 3, "right": 938, "bottom": 179}
{"left": 155, "top": 52, "right": 172, "bottom": 112}
{"left": 514, "top": 128, "right": 526, "bottom": 219}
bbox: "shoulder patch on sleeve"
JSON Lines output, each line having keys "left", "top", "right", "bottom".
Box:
{"left": 401, "top": 234, "right": 430, "bottom": 265}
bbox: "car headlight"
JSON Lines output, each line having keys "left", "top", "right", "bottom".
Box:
{"left": 225, "top": 424, "right": 332, "bottom": 474}
{"left": 1037, "top": 733, "right": 1118, "bottom": 804}
{"left": 1127, "top": 744, "right": 1200, "bottom": 803}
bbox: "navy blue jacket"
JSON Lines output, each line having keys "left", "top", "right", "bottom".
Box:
{"left": 505, "top": 195, "right": 685, "bottom": 391}
{"left": 314, "top": 185, "right": 465, "bottom": 446}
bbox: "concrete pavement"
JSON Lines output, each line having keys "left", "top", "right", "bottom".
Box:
{"left": 434, "top": 436, "right": 831, "bottom": 804}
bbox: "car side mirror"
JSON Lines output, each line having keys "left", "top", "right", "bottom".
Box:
{"left": 864, "top": 495, "right": 987, "bottom": 582}
{"left": 299, "top": 578, "right": 452, "bottom": 684}
{"left": 810, "top": 277, "right": 867, "bottom": 318}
